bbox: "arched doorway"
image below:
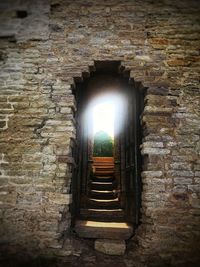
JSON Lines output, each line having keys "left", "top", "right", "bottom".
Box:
{"left": 71, "top": 61, "right": 145, "bottom": 239}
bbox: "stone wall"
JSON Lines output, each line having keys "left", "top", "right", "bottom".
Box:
{"left": 0, "top": 0, "right": 200, "bottom": 265}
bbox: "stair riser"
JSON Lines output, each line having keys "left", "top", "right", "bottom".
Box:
{"left": 89, "top": 191, "right": 117, "bottom": 199}
{"left": 94, "top": 170, "right": 114, "bottom": 173}
{"left": 79, "top": 215, "right": 125, "bottom": 222}
{"left": 93, "top": 165, "right": 114, "bottom": 168}
{"left": 80, "top": 208, "right": 124, "bottom": 215}
{"left": 80, "top": 210, "right": 125, "bottom": 222}
{"left": 94, "top": 171, "right": 114, "bottom": 175}
{"left": 94, "top": 175, "right": 113, "bottom": 178}
{"left": 93, "top": 162, "right": 114, "bottom": 165}
{"left": 94, "top": 168, "right": 114, "bottom": 171}
{"left": 75, "top": 228, "right": 132, "bottom": 240}
{"left": 87, "top": 200, "right": 120, "bottom": 209}
{"left": 90, "top": 184, "right": 114, "bottom": 191}
{"left": 92, "top": 157, "right": 114, "bottom": 162}
{"left": 92, "top": 177, "right": 114, "bottom": 183}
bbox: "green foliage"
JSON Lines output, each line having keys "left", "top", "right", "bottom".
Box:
{"left": 93, "top": 131, "right": 113, "bottom": 156}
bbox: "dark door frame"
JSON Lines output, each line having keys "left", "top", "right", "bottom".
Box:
{"left": 71, "top": 61, "right": 145, "bottom": 229}
{"left": 120, "top": 84, "right": 144, "bottom": 225}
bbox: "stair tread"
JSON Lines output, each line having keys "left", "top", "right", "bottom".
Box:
{"left": 90, "top": 179, "right": 115, "bottom": 190}
{"left": 84, "top": 208, "right": 123, "bottom": 212}
{"left": 91, "top": 190, "right": 114, "bottom": 193}
{"left": 91, "top": 182, "right": 113, "bottom": 185}
{"left": 89, "top": 198, "right": 119, "bottom": 202}
{"left": 75, "top": 220, "right": 133, "bottom": 239}
{"left": 94, "top": 166, "right": 114, "bottom": 168}
{"left": 92, "top": 157, "right": 114, "bottom": 161}
{"left": 76, "top": 220, "right": 131, "bottom": 228}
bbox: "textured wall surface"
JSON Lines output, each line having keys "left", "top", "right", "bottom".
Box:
{"left": 0, "top": 0, "right": 200, "bottom": 265}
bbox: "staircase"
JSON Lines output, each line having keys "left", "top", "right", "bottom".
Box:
{"left": 75, "top": 157, "right": 133, "bottom": 240}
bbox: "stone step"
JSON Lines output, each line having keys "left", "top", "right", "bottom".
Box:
{"left": 75, "top": 220, "right": 133, "bottom": 239}
{"left": 92, "top": 161, "right": 115, "bottom": 167}
{"left": 93, "top": 165, "right": 114, "bottom": 169}
{"left": 80, "top": 208, "right": 125, "bottom": 222}
{"left": 92, "top": 157, "right": 114, "bottom": 163}
{"left": 92, "top": 176, "right": 114, "bottom": 182}
{"left": 87, "top": 198, "right": 120, "bottom": 209}
{"left": 93, "top": 163, "right": 113, "bottom": 166}
{"left": 95, "top": 239, "right": 126, "bottom": 255}
{"left": 93, "top": 166, "right": 114, "bottom": 172}
{"left": 94, "top": 175, "right": 114, "bottom": 178}
{"left": 89, "top": 190, "right": 117, "bottom": 199}
{"left": 94, "top": 170, "right": 114, "bottom": 175}
{"left": 94, "top": 174, "right": 114, "bottom": 178}
{"left": 90, "top": 181, "right": 114, "bottom": 191}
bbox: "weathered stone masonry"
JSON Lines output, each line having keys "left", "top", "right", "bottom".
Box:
{"left": 0, "top": 0, "right": 200, "bottom": 265}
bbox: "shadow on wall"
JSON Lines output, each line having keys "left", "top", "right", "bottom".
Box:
{"left": 0, "top": 256, "right": 64, "bottom": 267}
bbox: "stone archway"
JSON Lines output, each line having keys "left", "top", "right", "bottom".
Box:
{"left": 70, "top": 61, "right": 146, "bottom": 243}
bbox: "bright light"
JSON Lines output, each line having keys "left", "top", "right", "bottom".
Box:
{"left": 93, "top": 101, "right": 114, "bottom": 137}
{"left": 83, "top": 92, "right": 127, "bottom": 138}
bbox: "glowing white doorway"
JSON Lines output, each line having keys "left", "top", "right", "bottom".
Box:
{"left": 84, "top": 92, "right": 127, "bottom": 139}
{"left": 92, "top": 101, "right": 114, "bottom": 138}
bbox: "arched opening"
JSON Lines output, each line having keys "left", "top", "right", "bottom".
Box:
{"left": 85, "top": 91, "right": 127, "bottom": 158}
{"left": 71, "top": 61, "right": 145, "bottom": 240}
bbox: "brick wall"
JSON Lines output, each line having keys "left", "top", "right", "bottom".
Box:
{"left": 0, "top": 0, "right": 200, "bottom": 265}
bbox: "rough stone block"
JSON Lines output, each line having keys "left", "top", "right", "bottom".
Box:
{"left": 141, "top": 171, "right": 163, "bottom": 178}
{"left": 141, "top": 147, "right": 170, "bottom": 155}
{"left": 94, "top": 239, "right": 126, "bottom": 255}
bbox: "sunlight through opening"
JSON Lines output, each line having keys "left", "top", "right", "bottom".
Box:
{"left": 83, "top": 92, "right": 127, "bottom": 140}
{"left": 92, "top": 101, "right": 114, "bottom": 138}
